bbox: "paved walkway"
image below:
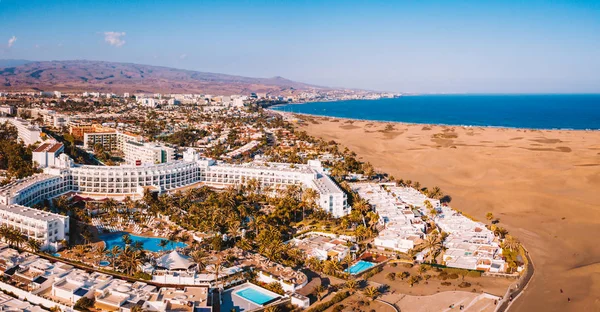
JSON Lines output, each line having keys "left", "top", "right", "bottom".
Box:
{"left": 496, "top": 250, "right": 535, "bottom": 312}
{"left": 380, "top": 291, "right": 500, "bottom": 312}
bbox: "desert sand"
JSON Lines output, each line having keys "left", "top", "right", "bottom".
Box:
{"left": 294, "top": 115, "right": 600, "bottom": 312}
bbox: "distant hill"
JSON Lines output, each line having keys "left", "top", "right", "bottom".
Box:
{"left": 0, "top": 59, "right": 33, "bottom": 68}
{"left": 0, "top": 60, "right": 324, "bottom": 95}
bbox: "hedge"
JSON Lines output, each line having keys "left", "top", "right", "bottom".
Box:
{"left": 307, "top": 291, "right": 350, "bottom": 312}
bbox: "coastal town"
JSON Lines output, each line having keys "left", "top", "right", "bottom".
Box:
{"left": 0, "top": 90, "right": 528, "bottom": 312}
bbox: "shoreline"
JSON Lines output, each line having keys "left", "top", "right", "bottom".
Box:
{"left": 268, "top": 109, "right": 600, "bottom": 132}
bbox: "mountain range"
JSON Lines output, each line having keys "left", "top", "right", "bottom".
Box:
{"left": 0, "top": 60, "right": 323, "bottom": 95}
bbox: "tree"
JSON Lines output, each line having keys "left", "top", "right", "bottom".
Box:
{"left": 492, "top": 225, "right": 508, "bottom": 239}
{"left": 400, "top": 271, "right": 410, "bottom": 280}
{"left": 363, "top": 286, "right": 380, "bottom": 300}
{"left": 118, "top": 245, "right": 142, "bottom": 275}
{"left": 502, "top": 235, "right": 520, "bottom": 252}
{"left": 407, "top": 275, "right": 420, "bottom": 287}
{"left": 323, "top": 260, "right": 342, "bottom": 275}
{"left": 486, "top": 212, "right": 494, "bottom": 221}
{"left": 386, "top": 272, "right": 396, "bottom": 281}
{"left": 424, "top": 234, "right": 442, "bottom": 263}
{"left": 344, "top": 280, "right": 359, "bottom": 293}
{"left": 109, "top": 246, "right": 121, "bottom": 271}
{"left": 73, "top": 297, "right": 95, "bottom": 311}
{"left": 159, "top": 239, "right": 168, "bottom": 251}
{"left": 122, "top": 234, "right": 133, "bottom": 246}
{"left": 26, "top": 238, "right": 41, "bottom": 253}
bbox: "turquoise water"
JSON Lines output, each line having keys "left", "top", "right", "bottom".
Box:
{"left": 52, "top": 253, "right": 61, "bottom": 257}
{"left": 273, "top": 95, "right": 600, "bottom": 130}
{"left": 235, "top": 287, "right": 278, "bottom": 305}
{"left": 99, "top": 260, "right": 110, "bottom": 266}
{"left": 101, "top": 233, "right": 187, "bottom": 252}
{"left": 346, "top": 260, "right": 376, "bottom": 275}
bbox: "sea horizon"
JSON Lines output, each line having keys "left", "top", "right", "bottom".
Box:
{"left": 273, "top": 94, "right": 600, "bottom": 130}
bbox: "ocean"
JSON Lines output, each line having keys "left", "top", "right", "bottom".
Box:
{"left": 272, "top": 94, "right": 600, "bottom": 130}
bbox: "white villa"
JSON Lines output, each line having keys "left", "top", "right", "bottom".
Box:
{"left": 435, "top": 206, "right": 507, "bottom": 272}
{"left": 291, "top": 233, "right": 354, "bottom": 261}
{"left": 352, "top": 183, "right": 426, "bottom": 252}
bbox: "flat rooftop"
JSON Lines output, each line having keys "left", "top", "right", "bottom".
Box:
{"left": 0, "top": 204, "right": 67, "bottom": 222}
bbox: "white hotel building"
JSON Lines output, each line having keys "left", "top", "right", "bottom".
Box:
{"left": 0, "top": 149, "right": 348, "bottom": 251}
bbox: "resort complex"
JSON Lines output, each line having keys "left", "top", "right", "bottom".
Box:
{"left": 0, "top": 90, "right": 529, "bottom": 312}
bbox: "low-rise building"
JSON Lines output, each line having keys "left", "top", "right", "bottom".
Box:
{"left": 32, "top": 142, "right": 64, "bottom": 168}
{"left": 0, "top": 204, "right": 69, "bottom": 251}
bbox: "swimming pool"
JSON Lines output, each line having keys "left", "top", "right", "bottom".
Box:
{"left": 99, "top": 260, "right": 110, "bottom": 267}
{"left": 234, "top": 287, "right": 278, "bottom": 305}
{"left": 346, "top": 260, "right": 376, "bottom": 275}
{"left": 101, "top": 233, "right": 187, "bottom": 252}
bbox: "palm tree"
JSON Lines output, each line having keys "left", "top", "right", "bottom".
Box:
{"left": 95, "top": 245, "right": 108, "bottom": 259}
{"left": 122, "top": 234, "right": 133, "bottom": 246}
{"left": 307, "top": 257, "right": 323, "bottom": 272}
{"left": 190, "top": 250, "right": 208, "bottom": 271}
{"left": 158, "top": 239, "right": 168, "bottom": 251}
{"left": 502, "top": 235, "right": 520, "bottom": 252}
{"left": 119, "top": 246, "right": 142, "bottom": 275}
{"left": 323, "top": 260, "right": 342, "bottom": 275}
{"left": 407, "top": 275, "right": 420, "bottom": 287}
{"left": 344, "top": 280, "right": 359, "bottom": 293}
{"left": 109, "top": 246, "right": 121, "bottom": 271}
{"left": 492, "top": 226, "right": 508, "bottom": 239}
{"left": 26, "top": 239, "right": 41, "bottom": 253}
{"left": 424, "top": 234, "right": 442, "bottom": 263}
{"left": 363, "top": 286, "right": 380, "bottom": 300}
{"left": 429, "top": 186, "right": 443, "bottom": 199}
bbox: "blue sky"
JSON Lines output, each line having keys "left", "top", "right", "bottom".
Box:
{"left": 1, "top": 0, "right": 599, "bottom": 93}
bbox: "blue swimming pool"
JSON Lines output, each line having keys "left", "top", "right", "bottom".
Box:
{"left": 101, "top": 233, "right": 186, "bottom": 252}
{"left": 99, "top": 260, "right": 110, "bottom": 267}
{"left": 346, "top": 260, "right": 376, "bottom": 275}
{"left": 235, "top": 287, "right": 278, "bottom": 305}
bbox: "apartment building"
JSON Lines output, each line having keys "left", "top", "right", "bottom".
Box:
{"left": 83, "top": 131, "right": 142, "bottom": 151}
{"left": 0, "top": 117, "right": 42, "bottom": 146}
{"left": 123, "top": 141, "right": 175, "bottom": 165}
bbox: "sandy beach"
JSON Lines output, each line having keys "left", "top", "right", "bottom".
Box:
{"left": 293, "top": 114, "right": 600, "bottom": 312}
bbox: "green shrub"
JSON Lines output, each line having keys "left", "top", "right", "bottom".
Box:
{"left": 441, "top": 281, "right": 452, "bottom": 286}
{"left": 74, "top": 297, "right": 95, "bottom": 311}
{"left": 133, "top": 272, "right": 152, "bottom": 280}
{"left": 333, "top": 304, "right": 345, "bottom": 312}
{"left": 458, "top": 282, "right": 471, "bottom": 288}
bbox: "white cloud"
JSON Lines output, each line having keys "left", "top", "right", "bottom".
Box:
{"left": 103, "top": 31, "right": 126, "bottom": 47}
{"left": 7, "top": 36, "right": 16, "bottom": 48}
{"left": 179, "top": 53, "right": 187, "bottom": 60}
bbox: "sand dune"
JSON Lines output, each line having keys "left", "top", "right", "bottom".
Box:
{"left": 296, "top": 116, "right": 600, "bottom": 312}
